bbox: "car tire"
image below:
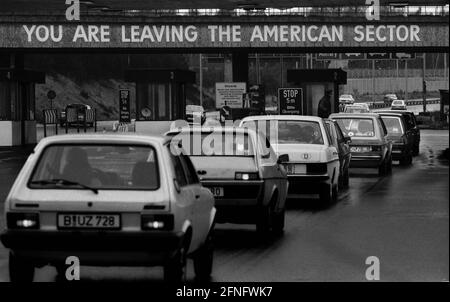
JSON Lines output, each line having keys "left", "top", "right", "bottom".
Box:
{"left": 9, "top": 251, "right": 34, "bottom": 282}
{"left": 378, "top": 161, "right": 387, "bottom": 176}
{"left": 256, "top": 205, "right": 272, "bottom": 235}
{"left": 413, "top": 145, "right": 420, "bottom": 156}
{"left": 271, "top": 207, "right": 285, "bottom": 236}
{"left": 193, "top": 228, "right": 214, "bottom": 282}
{"left": 164, "top": 245, "right": 187, "bottom": 283}
{"left": 400, "top": 153, "right": 413, "bottom": 166}
{"left": 319, "top": 183, "right": 333, "bottom": 204}
{"left": 343, "top": 169, "right": 350, "bottom": 188}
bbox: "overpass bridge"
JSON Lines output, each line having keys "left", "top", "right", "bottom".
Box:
{"left": 0, "top": 0, "right": 449, "bottom": 145}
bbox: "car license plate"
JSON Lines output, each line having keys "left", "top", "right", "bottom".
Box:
{"left": 284, "top": 164, "right": 306, "bottom": 174}
{"left": 209, "top": 187, "right": 224, "bottom": 197}
{"left": 58, "top": 214, "right": 121, "bottom": 229}
{"left": 351, "top": 146, "right": 370, "bottom": 153}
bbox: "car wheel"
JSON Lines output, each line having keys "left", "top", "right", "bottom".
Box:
{"left": 193, "top": 228, "right": 214, "bottom": 282}
{"left": 413, "top": 145, "right": 420, "bottom": 156}
{"left": 9, "top": 251, "right": 34, "bottom": 282}
{"left": 387, "top": 157, "right": 393, "bottom": 174}
{"left": 164, "top": 245, "right": 187, "bottom": 283}
{"left": 400, "top": 153, "right": 413, "bottom": 166}
{"left": 256, "top": 205, "right": 272, "bottom": 235}
{"left": 319, "top": 183, "right": 333, "bottom": 203}
{"left": 271, "top": 207, "right": 285, "bottom": 236}
{"left": 378, "top": 160, "right": 387, "bottom": 176}
{"left": 343, "top": 168, "right": 350, "bottom": 188}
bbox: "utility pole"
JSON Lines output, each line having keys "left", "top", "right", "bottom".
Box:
{"left": 372, "top": 60, "right": 376, "bottom": 96}
{"left": 404, "top": 59, "right": 408, "bottom": 102}
{"left": 199, "top": 54, "right": 203, "bottom": 106}
{"left": 422, "top": 53, "right": 427, "bottom": 113}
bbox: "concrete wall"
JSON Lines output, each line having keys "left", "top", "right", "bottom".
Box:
{"left": 344, "top": 77, "right": 449, "bottom": 94}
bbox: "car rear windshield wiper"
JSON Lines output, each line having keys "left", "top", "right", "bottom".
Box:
{"left": 30, "top": 178, "right": 98, "bottom": 194}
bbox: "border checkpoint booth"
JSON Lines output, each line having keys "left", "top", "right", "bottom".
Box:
{"left": 287, "top": 69, "right": 347, "bottom": 117}
{"left": 0, "top": 55, "right": 45, "bottom": 146}
{"left": 125, "top": 69, "right": 196, "bottom": 134}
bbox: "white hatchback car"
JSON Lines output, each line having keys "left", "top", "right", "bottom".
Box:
{"left": 1, "top": 134, "right": 216, "bottom": 282}
{"left": 240, "top": 115, "right": 341, "bottom": 203}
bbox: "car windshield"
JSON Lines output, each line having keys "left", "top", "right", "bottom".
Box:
{"left": 381, "top": 116, "right": 404, "bottom": 134}
{"left": 29, "top": 144, "right": 159, "bottom": 190}
{"left": 241, "top": 120, "right": 324, "bottom": 145}
{"left": 334, "top": 118, "right": 376, "bottom": 137}
{"left": 173, "top": 132, "right": 254, "bottom": 156}
{"left": 344, "top": 106, "right": 368, "bottom": 113}
{"left": 392, "top": 100, "right": 403, "bottom": 105}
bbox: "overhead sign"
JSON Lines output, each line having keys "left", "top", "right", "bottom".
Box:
{"left": 0, "top": 23, "right": 447, "bottom": 48}
{"left": 342, "top": 53, "right": 366, "bottom": 60}
{"left": 278, "top": 88, "right": 303, "bottom": 115}
{"left": 215, "top": 82, "right": 246, "bottom": 109}
{"left": 367, "top": 52, "right": 390, "bottom": 59}
{"left": 119, "top": 89, "right": 131, "bottom": 123}
{"left": 393, "top": 52, "right": 416, "bottom": 59}
{"left": 316, "top": 53, "right": 340, "bottom": 60}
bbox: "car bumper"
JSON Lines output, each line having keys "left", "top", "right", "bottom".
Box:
{"left": 287, "top": 174, "right": 330, "bottom": 196}
{"left": 349, "top": 153, "right": 383, "bottom": 168}
{"left": 0, "top": 230, "right": 184, "bottom": 266}
{"left": 201, "top": 180, "right": 264, "bottom": 224}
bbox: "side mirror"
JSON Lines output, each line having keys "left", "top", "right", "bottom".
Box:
{"left": 344, "top": 136, "right": 352, "bottom": 143}
{"left": 277, "top": 154, "right": 289, "bottom": 164}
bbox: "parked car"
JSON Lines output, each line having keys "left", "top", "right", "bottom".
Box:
{"left": 353, "top": 103, "right": 371, "bottom": 112}
{"left": 339, "top": 94, "right": 355, "bottom": 105}
{"left": 383, "top": 94, "right": 398, "bottom": 106}
{"left": 60, "top": 103, "right": 93, "bottom": 127}
{"left": 0, "top": 134, "right": 216, "bottom": 282}
{"left": 391, "top": 100, "right": 407, "bottom": 110}
{"left": 329, "top": 113, "right": 393, "bottom": 176}
{"left": 239, "top": 115, "right": 342, "bottom": 203}
{"left": 344, "top": 104, "right": 370, "bottom": 114}
{"left": 377, "top": 112, "right": 414, "bottom": 165}
{"left": 374, "top": 110, "right": 420, "bottom": 156}
{"left": 166, "top": 127, "right": 288, "bottom": 235}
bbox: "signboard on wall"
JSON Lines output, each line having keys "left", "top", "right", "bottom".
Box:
{"left": 0, "top": 23, "right": 447, "bottom": 49}
{"left": 278, "top": 88, "right": 303, "bottom": 115}
{"left": 216, "top": 82, "right": 246, "bottom": 109}
{"left": 119, "top": 89, "right": 131, "bottom": 123}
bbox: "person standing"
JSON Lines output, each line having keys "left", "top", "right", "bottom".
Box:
{"left": 318, "top": 89, "right": 333, "bottom": 118}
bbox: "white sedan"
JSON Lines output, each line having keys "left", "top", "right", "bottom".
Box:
{"left": 0, "top": 134, "right": 216, "bottom": 282}
{"left": 240, "top": 115, "right": 341, "bottom": 203}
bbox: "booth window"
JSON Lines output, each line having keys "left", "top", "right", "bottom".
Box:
{"left": 136, "top": 83, "right": 172, "bottom": 121}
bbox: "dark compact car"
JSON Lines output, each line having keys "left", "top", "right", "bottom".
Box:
{"left": 374, "top": 110, "right": 420, "bottom": 156}
{"left": 329, "top": 113, "right": 393, "bottom": 176}
{"left": 60, "top": 103, "right": 93, "bottom": 127}
{"left": 377, "top": 112, "right": 415, "bottom": 165}
{"left": 324, "top": 119, "right": 352, "bottom": 188}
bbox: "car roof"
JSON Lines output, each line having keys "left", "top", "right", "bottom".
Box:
{"left": 377, "top": 112, "right": 404, "bottom": 118}
{"left": 166, "top": 126, "right": 258, "bottom": 136}
{"left": 36, "top": 133, "right": 170, "bottom": 149}
{"left": 374, "top": 109, "right": 414, "bottom": 115}
{"left": 330, "top": 113, "right": 380, "bottom": 119}
{"left": 241, "top": 115, "right": 323, "bottom": 123}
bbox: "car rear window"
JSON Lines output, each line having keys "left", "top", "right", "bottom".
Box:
{"left": 334, "top": 118, "right": 376, "bottom": 137}
{"left": 173, "top": 132, "right": 254, "bottom": 156}
{"left": 392, "top": 100, "right": 403, "bottom": 105}
{"left": 381, "top": 116, "right": 404, "bottom": 134}
{"left": 241, "top": 120, "right": 324, "bottom": 145}
{"left": 29, "top": 144, "right": 159, "bottom": 190}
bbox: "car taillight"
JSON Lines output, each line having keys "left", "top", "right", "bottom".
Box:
{"left": 141, "top": 214, "right": 174, "bottom": 231}
{"left": 7, "top": 213, "right": 39, "bottom": 229}
{"left": 307, "top": 163, "right": 327, "bottom": 174}
{"left": 235, "top": 172, "right": 259, "bottom": 180}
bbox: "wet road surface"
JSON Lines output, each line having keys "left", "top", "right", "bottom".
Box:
{"left": 0, "top": 130, "right": 448, "bottom": 282}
